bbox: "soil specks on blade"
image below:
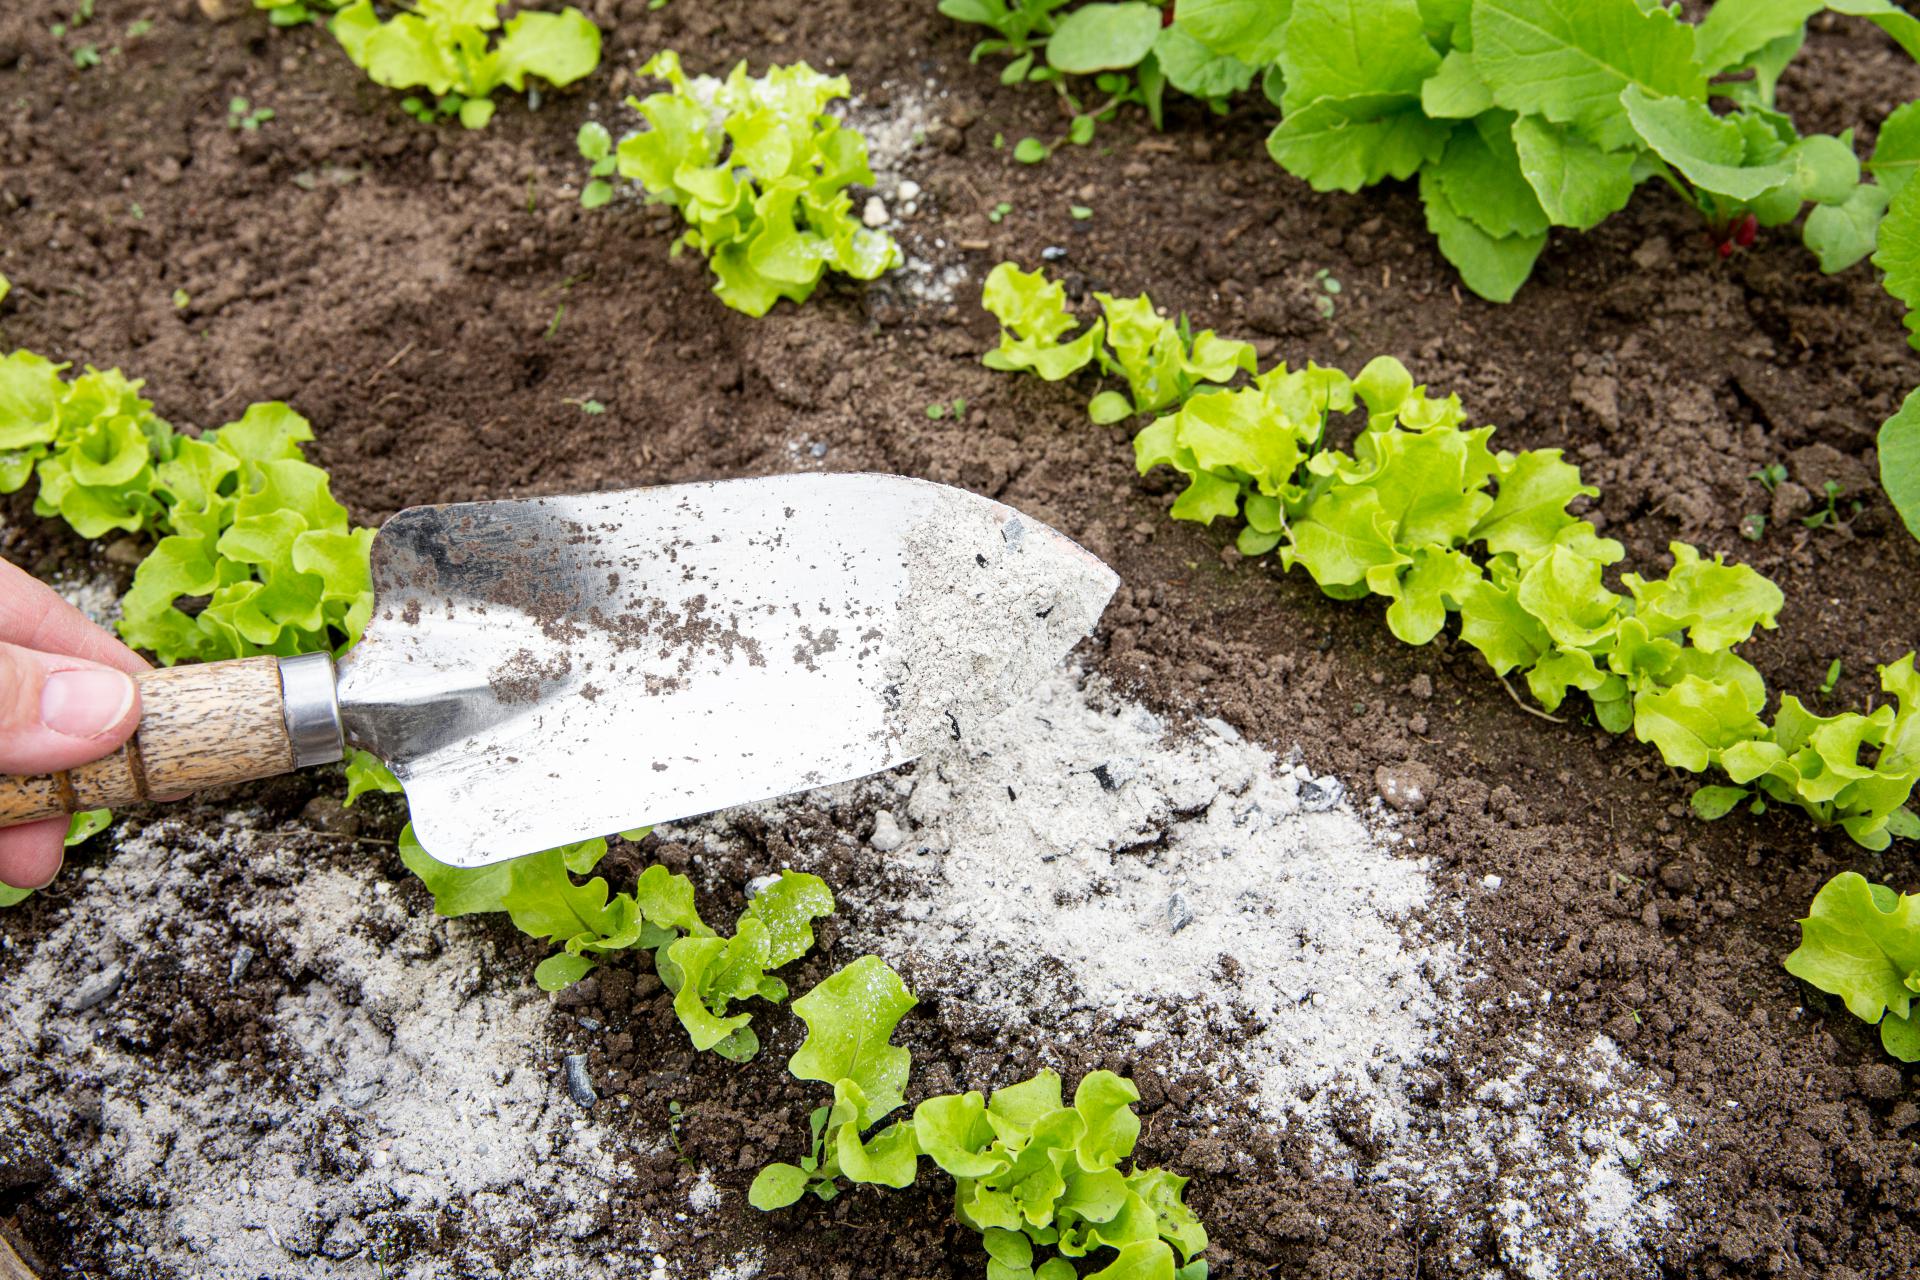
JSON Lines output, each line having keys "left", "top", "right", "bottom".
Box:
{"left": 487, "top": 647, "right": 572, "bottom": 705}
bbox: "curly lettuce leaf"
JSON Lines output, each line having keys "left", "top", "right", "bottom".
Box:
{"left": 608, "top": 52, "right": 899, "bottom": 315}
{"left": 329, "top": 0, "right": 600, "bottom": 128}
{"left": 1784, "top": 871, "right": 1920, "bottom": 1061}
{"left": 788, "top": 954, "right": 917, "bottom": 1129}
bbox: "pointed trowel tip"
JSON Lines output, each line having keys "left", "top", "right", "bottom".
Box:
{"left": 886, "top": 494, "right": 1119, "bottom": 751}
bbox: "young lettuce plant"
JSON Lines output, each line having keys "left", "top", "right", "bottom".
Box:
{"left": 398, "top": 818, "right": 834, "bottom": 1061}
{"left": 117, "top": 402, "right": 375, "bottom": 667}
{"left": 978, "top": 264, "right": 1920, "bottom": 850}
{"left": 329, "top": 0, "right": 601, "bottom": 130}
{"left": 981, "top": 264, "right": 1255, "bottom": 422}
{"left": 583, "top": 51, "right": 901, "bottom": 316}
{"left": 0, "top": 352, "right": 176, "bottom": 539}
{"left": 752, "top": 956, "right": 1212, "bottom": 1280}
{"left": 0, "top": 357, "right": 381, "bottom": 897}
{"left": 1785, "top": 871, "right": 1920, "bottom": 1061}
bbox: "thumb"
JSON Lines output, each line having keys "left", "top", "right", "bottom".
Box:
{"left": 0, "top": 642, "right": 142, "bottom": 776}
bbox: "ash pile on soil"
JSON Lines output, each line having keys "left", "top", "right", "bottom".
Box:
{"left": 887, "top": 499, "right": 1115, "bottom": 752}
{"left": 0, "top": 819, "right": 665, "bottom": 1280}
{"left": 688, "top": 669, "right": 1694, "bottom": 1277}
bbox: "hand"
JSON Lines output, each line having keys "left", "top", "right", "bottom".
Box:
{"left": 0, "top": 558, "right": 146, "bottom": 891}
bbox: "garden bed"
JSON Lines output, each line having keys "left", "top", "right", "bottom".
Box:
{"left": 2, "top": 1, "right": 1918, "bottom": 1277}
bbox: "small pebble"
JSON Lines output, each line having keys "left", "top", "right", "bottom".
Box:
{"left": 1375, "top": 761, "right": 1436, "bottom": 813}
{"left": 565, "top": 1053, "right": 598, "bottom": 1109}
{"left": 65, "top": 964, "right": 126, "bottom": 1014}
{"left": 1166, "top": 893, "right": 1194, "bottom": 935}
{"left": 897, "top": 179, "right": 922, "bottom": 201}
{"left": 1201, "top": 716, "right": 1241, "bottom": 743}
{"left": 1041, "top": 245, "right": 1068, "bottom": 261}
{"left": 869, "top": 811, "right": 904, "bottom": 852}
{"left": 862, "top": 195, "right": 889, "bottom": 227}
{"left": 1482, "top": 874, "right": 1503, "bottom": 890}
{"left": 1297, "top": 776, "right": 1343, "bottom": 812}
{"left": 229, "top": 944, "right": 255, "bottom": 986}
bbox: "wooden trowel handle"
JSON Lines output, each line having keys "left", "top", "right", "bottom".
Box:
{"left": 0, "top": 654, "right": 346, "bottom": 827}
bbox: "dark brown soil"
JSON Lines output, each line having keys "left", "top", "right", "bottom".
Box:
{"left": 3, "top": 2, "right": 1919, "bottom": 1279}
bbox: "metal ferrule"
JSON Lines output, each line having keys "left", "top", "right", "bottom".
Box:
{"left": 278, "top": 652, "right": 345, "bottom": 769}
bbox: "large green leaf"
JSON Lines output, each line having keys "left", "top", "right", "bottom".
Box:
{"left": 1152, "top": 25, "right": 1257, "bottom": 99}
{"left": 1419, "top": 168, "right": 1547, "bottom": 302}
{"left": 1620, "top": 86, "right": 1796, "bottom": 200}
{"left": 1278, "top": 0, "right": 1440, "bottom": 112}
{"left": 1509, "top": 115, "right": 1639, "bottom": 229}
{"left": 1873, "top": 175, "right": 1920, "bottom": 348}
{"left": 1267, "top": 94, "right": 1452, "bottom": 192}
{"left": 1173, "top": 0, "right": 1292, "bottom": 64}
{"left": 1428, "top": 111, "right": 1550, "bottom": 238}
{"left": 1422, "top": 49, "right": 1493, "bottom": 119}
{"left": 1046, "top": 2, "right": 1164, "bottom": 73}
{"left": 1471, "top": 0, "right": 1706, "bottom": 151}
{"left": 1698, "top": 0, "right": 1920, "bottom": 72}
{"left": 1879, "top": 386, "right": 1920, "bottom": 542}
{"left": 1870, "top": 100, "right": 1920, "bottom": 197}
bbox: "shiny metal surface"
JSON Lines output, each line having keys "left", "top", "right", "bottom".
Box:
{"left": 335, "top": 474, "right": 1117, "bottom": 867}
{"left": 277, "top": 652, "right": 344, "bottom": 768}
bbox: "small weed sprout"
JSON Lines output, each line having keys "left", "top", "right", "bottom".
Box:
{"left": 227, "top": 98, "right": 275, "bottom": 131}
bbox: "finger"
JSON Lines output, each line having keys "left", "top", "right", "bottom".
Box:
{"left": 0, "top": 558, "right": 149, "bottom": 675}
{"left": 0, "top": 819, "right": 66, "bottom": 891}
{"left": 0, "top": 641, "right": 142, "bottom": 775}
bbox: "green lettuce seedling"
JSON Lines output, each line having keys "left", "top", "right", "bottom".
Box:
{"left": 118, "top": 403, "right": 375, "bottom": 667}
{"left": 0, "top": 352, "right": 176, "bottom": 539}
{"left": 979, "top": 264, "right": 1920, "bottom": 849}
{"left": 329, "top": 0, "right": 601, "bottom": 130}
{"left": 914, "top": 1069, "right": 1209, "bottom": 1280}
{"left": 982, "top": 264, "right": 1256, "bottom": 423}
{"left": 749, "top": 954, "right": 921, "bottom": 1204}
{"left": 751, "top": 957, "right": 1211, "bottom": 1279}
{"left": 1785, "top": 871, "right": 1920, "bottom": 1061}
{"left": 401, "top": 823, "right": 833, "bottom": 1060}
{"left": 590, "top": 51, "right": 901, "bottom": 316}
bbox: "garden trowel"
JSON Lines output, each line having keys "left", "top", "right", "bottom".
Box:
{"left": 0, "top": 475, "right": 1116, "bottom": 866}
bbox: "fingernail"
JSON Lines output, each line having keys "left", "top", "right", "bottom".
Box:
{"left": 41, "top": 669, "right": 136, "bottom": 739}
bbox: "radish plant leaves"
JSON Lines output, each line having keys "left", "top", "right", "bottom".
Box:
{"left": 943, "top": 0, "right": 1920, "bottom": 299}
